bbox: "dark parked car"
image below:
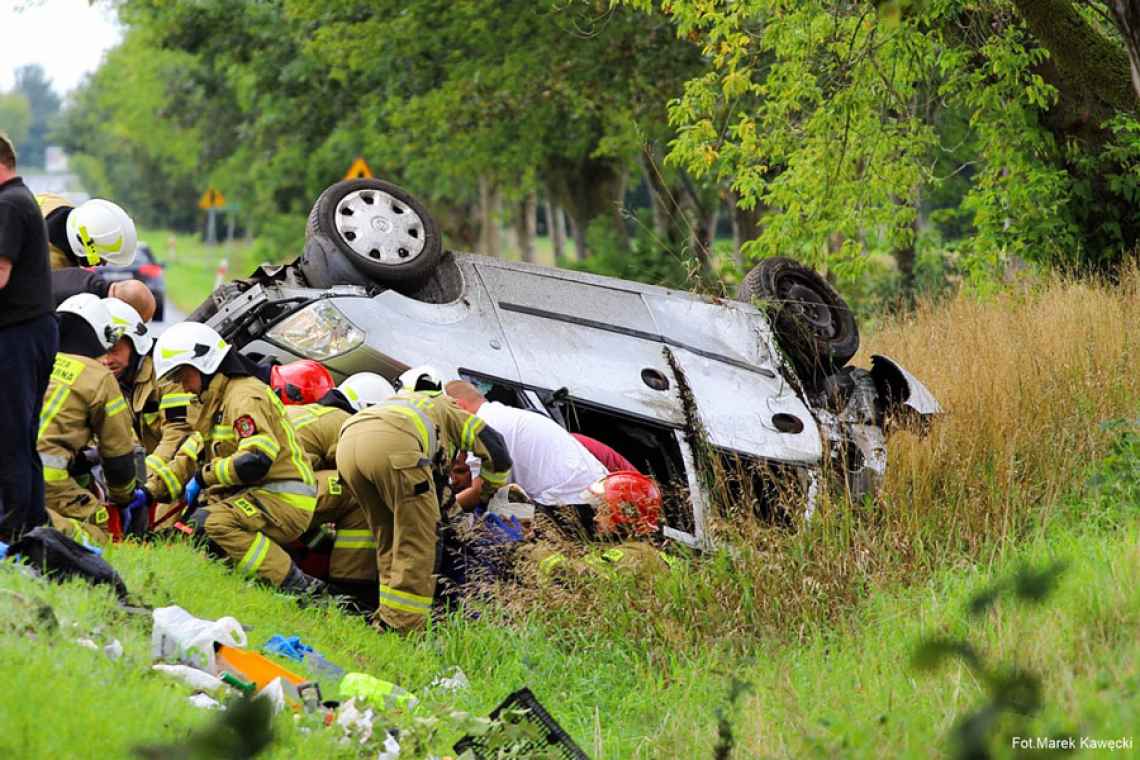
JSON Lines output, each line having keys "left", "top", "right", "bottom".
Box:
{"left": 189, "top": 179, "right": 940, "bottom": 548}
{"left": 98, "top": 241, "right": 167, "bottom": 320}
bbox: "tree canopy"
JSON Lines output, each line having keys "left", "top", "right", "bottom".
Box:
{"left": 55, "top": 0, "right": 1140, "bottom": 301}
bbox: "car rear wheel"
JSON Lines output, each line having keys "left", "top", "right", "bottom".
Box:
{"left": 737, "top": 257, "right": 859, "bottom": 382}
{"left": 307, "top": 179, "right": 442, "bottom": 287}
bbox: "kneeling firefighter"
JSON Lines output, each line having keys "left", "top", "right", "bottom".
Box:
{"left": 99, "top": 298, "right": 198, "bottom": 515}
{"left": 519, "top": 471, "right": 678, "bottom": 583}
{"left": 38, "top": 294, "right": 142, "bottom": 544}
{"left": 153, "top": 322, "right": 322, "bottom": 596}
{"left": 286, "top": 371, "right": 396, "bottom": 608}
{"left": 336, "top": 387, "right": 513, "bottom": 632}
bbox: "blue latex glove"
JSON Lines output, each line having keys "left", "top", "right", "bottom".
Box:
{"left": 183, "top": 475, "right": 203, "bottom": 508}
{"left": 121, "top": 488, "right": 151, "bottom": 537}
{"left": 127, "top": 488, "right": 149, "bottom": 511}
{"left": 263, "top": 635, "right": 313, "bottom": 662}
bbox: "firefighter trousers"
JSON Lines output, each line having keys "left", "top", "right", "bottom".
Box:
{"left": 44, "top": 479, "right": 111, "bottom": 545}
{"left": 201, "top": 487, "right": 314, "bottom": 587}
{"left": 313, "top": 469, "right": 378, "bottom": 584}
{"left": 337, "top": 422, "right": 439, "bottom": 632}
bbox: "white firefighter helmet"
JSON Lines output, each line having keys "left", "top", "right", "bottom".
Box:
{"left": 397, "top": 364, "right": 444, "bottom": 392}
{"left": 66, "top": 198, "right": 138, "bottom": 266}
{"left": 102, "top": 297, "right": 154, "bottom": 356}
{"left": 153, "top": 322, "right": 230, "bottom": 380}
{"left": 58, "top": 293, "right": 124, "bottom": 351}
{"left": 339, "top": 372, "right": 396, "bottom": 411}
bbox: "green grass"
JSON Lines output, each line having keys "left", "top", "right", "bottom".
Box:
{"left": 139, "top": 227, "right": 257, "bottom": 315}
{"left": 0, "top": 539, "right": 731, "bottom": 758}
{"left": 1, "top": 422, "right": 1134, "bottom": 758}
{"left": 738, "top": 500, "right": 1139, "bottom": 757}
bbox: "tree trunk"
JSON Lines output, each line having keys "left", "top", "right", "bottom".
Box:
{"left": 893, "top": 236, "right": 917, "bottom": 304}
{"left": 478, "top": 175, "right": 501, "bottom": 258}
{"left": 641, "top": 147, "right": 672, "bottom": 243}
{"left": 1107, "top": 1, "right": 1140, "bottom": 101}
{"left": 545, "top": 199, "right": 566, "bottom": 261}
{"left": 544, "top": 155, "right": 628, "bottom": 261}
{"left": 678, "top": 174, "right": 716, "bottom": 277}
{"left": 892, "top": 193, "right": 918, "bottom": 303}
{"left": 729, "top": 191, "right": 762, "bottom": 268}
{"left": 703, "top": 203, "right": 720, "bottom": 265}
{"left": 432, "top": 200, "right": 480, "bottom": 250}
{"left": 566, "top": 214, "right": 587, "bottom": 262}
{"left": 1011, "top": 0, "right": 1136, "bottom": 143}
{"left": 515, "top": 192, "right": 537, "bottom": 263}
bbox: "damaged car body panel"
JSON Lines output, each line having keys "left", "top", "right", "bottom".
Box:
{"left": 193, "top": 179, "right": 941, "bottom": 549}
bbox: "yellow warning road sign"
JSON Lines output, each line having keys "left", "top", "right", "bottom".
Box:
{"left": 198, "top": 188, "right": 226, "bottom": 209}
{"left": 344, "top": 157, "right": 373, "bottom": 180}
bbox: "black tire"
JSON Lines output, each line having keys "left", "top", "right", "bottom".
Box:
{"left": 308, "top": 179, "right": 442, "bottom": 287}
{"left": 153, "top": 295, "right": 165, "bottom": 322}
{"left": 737, "top": 257, "right": 859, "bottom": 380}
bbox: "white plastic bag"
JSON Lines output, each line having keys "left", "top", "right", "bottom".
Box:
{"left": 151, "top": 605, "right": 247, "bottom": 674}
{"left": 487, "top": 485, "right": 534, "bottom": 521}
{"left": 335, "top": 698, "right": 375, "bottom": 745}
{"left": 153, "top": 663, "right": 226, "bottom": 692}
{"left": 256, "top": 677, "right": 287, "bottom": 716}
{"left": 188, "top": 693, "right": 223, "bottom": 710}
{"left": 429, "top": 666, "right": 470, "bottom": 693}
{"left": 377, "top": 731, "right": 401, "bottom": 760}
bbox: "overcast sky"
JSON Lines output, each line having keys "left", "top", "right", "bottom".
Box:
{"left": 0, "top": 1, "right": 122, "bottom": 98}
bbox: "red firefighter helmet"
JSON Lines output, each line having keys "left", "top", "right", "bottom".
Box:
{"left": 270, "top": 360, "right": 335, "bottom": 405}
{"left": 587, "top": 470, "right": 663, "bottom": 537}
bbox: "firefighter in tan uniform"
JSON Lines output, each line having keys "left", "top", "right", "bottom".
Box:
{"left": 154, "top": 322, "right": 323, "bottom": 596}
{"left": 36, "top": 193, "right": 138, "bottom": 271}
{"left": 521, "top": 540, "right": 677, "bottom": 582}
{"left": 285, "top": 372, "right": 396, "bottom": 600}
{"left": 38, "top": 295, "right": 140, "bottom": 544}
{"left": 337, "top": 388, "right": 513, "bottom": 632}
{"left": 99, "top": 298, "right": 199, "bottom": 513}
{"left": 518, "top": 471, "right": 676, "bottom": 583}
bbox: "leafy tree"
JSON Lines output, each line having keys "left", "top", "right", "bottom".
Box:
{"left": 90, "top": 0, "right": 702, "bottom": 264}
{"left": 620, "top": 0, "right": 1140, "bottom": 283}
{"left": 56, "top": 28, "right": 206, "bottom": 231}
{"left": 0, "top": 92, "right": 32, "bottom": 151}
{"left": 289, "top": 0, "right": 704, "bottom": 259}
{"left": 14, "top": 64, "right": 61, "bottom": 169}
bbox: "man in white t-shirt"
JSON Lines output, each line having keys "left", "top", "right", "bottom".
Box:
{"left": 445, "top": 381, "right": 606, "bottom": 510}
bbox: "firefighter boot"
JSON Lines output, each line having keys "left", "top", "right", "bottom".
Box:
{"left": 280, "top": 563, "right": 329, "bottom": 600}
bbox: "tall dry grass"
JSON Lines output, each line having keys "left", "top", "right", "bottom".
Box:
{"left": 867, "top": 267, "right": 1139, "bottom": 562}
{"left": 511, "top": 270, "right": 1140, "bottom": 652}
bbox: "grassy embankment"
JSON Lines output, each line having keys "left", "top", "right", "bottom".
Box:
{"left": 1, "top": 271, "right": 1136, "bottom": 758}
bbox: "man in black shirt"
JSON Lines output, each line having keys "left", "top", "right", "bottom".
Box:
{"left": 50, "top": 268, "right": 156, "bottom": 321}
{"left": 0, "top": 132, "right": 59, "bottom": 541}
